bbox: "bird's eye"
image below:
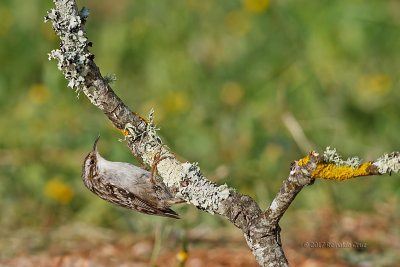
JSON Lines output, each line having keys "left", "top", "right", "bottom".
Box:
{"left": 90, "top": 160, "right": 95, "bottom": 164}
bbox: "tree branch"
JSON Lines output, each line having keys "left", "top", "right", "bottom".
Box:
{"left": 45, "top": 1, "right": 400, "bottom": 266}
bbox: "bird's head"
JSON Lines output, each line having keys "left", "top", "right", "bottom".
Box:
{"left": 82, "top": 135, "right": 101, "bottom": 188}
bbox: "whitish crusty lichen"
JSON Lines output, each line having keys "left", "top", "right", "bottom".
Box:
{"left": 323, "top": 146, "right": 362, "bottom": 168}
{"left": 45, "top": 4, "right": 92, "bottom": 93}
{"left": 178, "top": 163, "right": 230, "bottom": 214}
{"left": 373, "top": 152, "right": 400, "bottom": 174}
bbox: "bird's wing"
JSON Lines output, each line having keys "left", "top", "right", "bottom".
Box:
{"left": 102, "top": 163, "right": 171, "bottom": 200}
{"left": 128, "top": 171, "right": 185, "bottom": 208}
{"left": 105, "top": 182, "right": 180, "bottom": 219}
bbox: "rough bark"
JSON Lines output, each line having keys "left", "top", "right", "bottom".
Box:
{"left": 45, "top": 1, "right": 400, "bottom": 266}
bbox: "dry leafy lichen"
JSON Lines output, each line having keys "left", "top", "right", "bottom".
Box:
{"left": 323, "top": 146, "right": 362, "bottom": 168}
{"left": 373, "top": 152, "right": 400, "bottom": 174}
{"left": 104, "top": 73, "right": 117, "bottom": 84}
{"left": 45, "top": 6, "right": 91, "bottom": 93}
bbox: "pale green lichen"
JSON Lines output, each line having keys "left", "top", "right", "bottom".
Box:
{"left": 323, "top": 147, "right": 362, "bottom": 168}
{"left": 104, "top": 73, "right": 117, "bottom": 84}
{"left": 178, "top": 163, "right": 230, "bottom": 214}
{"left": 373, "top": 152, "right": 400, "bottom": 174}
{"left": 45, "top": 5, "right": 92, "bottom": 94}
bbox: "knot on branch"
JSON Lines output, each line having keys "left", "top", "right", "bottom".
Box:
{"left": 226, "top": 193, "right": 262, "bottom": 230}
{"left": 290, "top": 151, "right": 320, "bottom": 186}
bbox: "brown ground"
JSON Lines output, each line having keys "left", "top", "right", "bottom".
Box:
{"left": 1, "top": 207, "right": 399, "bottom": 267}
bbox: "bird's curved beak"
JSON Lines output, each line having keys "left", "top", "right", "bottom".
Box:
{"left": 93, "top": 135, "right": 100, "bottom": 151}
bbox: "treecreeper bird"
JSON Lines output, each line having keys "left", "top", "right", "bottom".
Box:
{"left": 82, "top": 136, "right": 183, "bottom": 219}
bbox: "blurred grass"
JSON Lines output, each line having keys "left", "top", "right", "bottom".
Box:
{"left": 0, "top": 0, "right": 399, "bottom": 246}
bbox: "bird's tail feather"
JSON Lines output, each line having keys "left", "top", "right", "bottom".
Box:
{"left": 161, "top": 208, "right": 180, "bottom": 219}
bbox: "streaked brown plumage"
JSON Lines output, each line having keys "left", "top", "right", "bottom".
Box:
{"left": 81, "top": 136, "right": 182, "bottom": 219}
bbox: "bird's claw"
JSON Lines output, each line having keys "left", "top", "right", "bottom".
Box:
{"left": 150, "top": 146, "right": 173, "bottom": 184}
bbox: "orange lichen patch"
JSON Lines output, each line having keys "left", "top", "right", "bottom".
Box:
{"left": 311, "top": 162, "right": 373, "bottom": 181}
{"left": 117, "top": 128, "right": 130, "bottom": 136}
{"left": 116, "top": 112, "right": 150, "bottom": 136}
{"left": 297, "top": 154, "right": 310, "bottom": 166}
{"left": 134, "top": 112, "right": 149, "bottom": 123}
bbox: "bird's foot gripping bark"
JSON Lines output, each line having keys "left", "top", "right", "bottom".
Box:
{"left": 150, "top": 146, "right": 174, "bottom": 184}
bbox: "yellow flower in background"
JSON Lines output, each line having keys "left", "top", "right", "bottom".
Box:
{"left": 163, "top": 92, "right": 187, "bottom": 114}
{"left": 29, "top": 84, "right": 50, "bottom": 105}
{"left": 225, "top": 10, "right": 251, "bottom": 36}
{"left": 357, "top": 74, "right": 392, "bottom": 96}
{"left": 176, "top": 250, "right": 188, "bottom": 262}
{"left": 0, "top": 7, "right": 13, "bottom": 35}
{"left": 243, "top": 0, "right": 270, "bottom": 13}
{"left": 220, "top": 81, "right": 244, "bottom": 106}
{"left": 368, "top": 74, "right": 392, "bottom": 95}
{"left": 45, "top": 178, "right": 74, "bottom": 203}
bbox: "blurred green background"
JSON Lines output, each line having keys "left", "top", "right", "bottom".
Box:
{"left": 0, "top": 0, "right": 399, "bottom": 262}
